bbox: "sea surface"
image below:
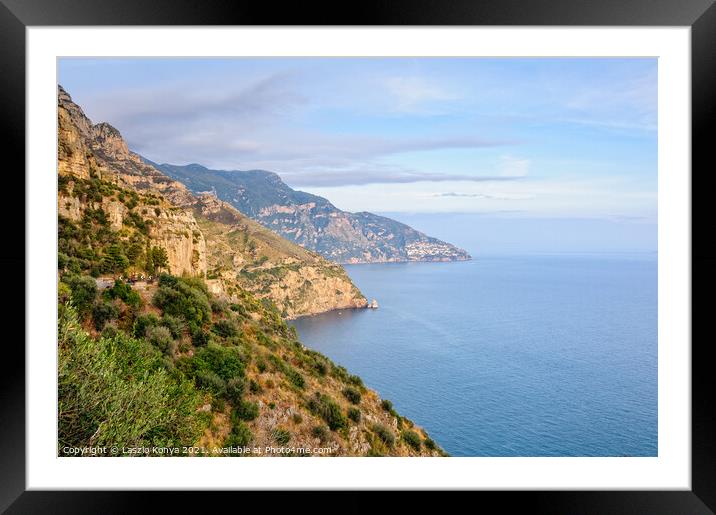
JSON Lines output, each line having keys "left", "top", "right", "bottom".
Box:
{"left": 290, "top": 254, "right": 658, "bottom": 457}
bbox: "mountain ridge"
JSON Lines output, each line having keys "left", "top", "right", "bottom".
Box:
{"left": 151, "top": 161, "right": 472, "bottom": 264}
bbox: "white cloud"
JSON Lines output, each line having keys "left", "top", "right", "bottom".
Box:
{"left": 499, "top": 155, "right": 530, "bottom": 177}
{"left": 383, "top": 76, "right": 457, "bottom": 113}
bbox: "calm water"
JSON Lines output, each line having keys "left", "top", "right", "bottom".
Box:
{"left": 291, "top": 255, "right": 657, "bottom": 457}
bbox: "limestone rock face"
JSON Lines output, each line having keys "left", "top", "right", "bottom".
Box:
{"left": 149, "top": 208, "right": 207, "bottom": 277}
{"left": 92, "top": 122, "right": 132, "bottom": 162}
{"left": 57, "top": 101, "right": 93, "bottom": 180}
{"left": 57, "top": 192, "right": 82, "bottom": 221}
{"left": 101, "top": 198, "right": 128, "bottom": 230}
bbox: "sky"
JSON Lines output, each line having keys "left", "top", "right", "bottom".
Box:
{"left": 58, "top": 58, "right": 657, "bottom": 254}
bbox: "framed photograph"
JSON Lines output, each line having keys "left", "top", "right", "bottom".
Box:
{"left": 4, "top": 0, "right": 715, "bottom": 511}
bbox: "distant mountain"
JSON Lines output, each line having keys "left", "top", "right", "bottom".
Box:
{"left": 151, "top": 162, "right": 471, "bottom": 264}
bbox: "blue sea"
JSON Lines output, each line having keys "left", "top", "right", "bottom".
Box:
{"left": 290, "top": 254, "right": 658, "bottom": 457}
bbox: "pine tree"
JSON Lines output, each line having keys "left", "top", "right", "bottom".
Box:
{"left": 126, "top": 241, "right": 144, "bottom": 265}
{"left": 152, "top": 247, "right": 169, "bottom": 273}
{"left": 145, "top": 242, "right": 155, "bottom": 275}
{"left": 103, "top": 244, "right": 129, "bottom": 274}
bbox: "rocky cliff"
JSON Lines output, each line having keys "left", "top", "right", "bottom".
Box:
{"left": 57, "top": 85, "right": 366, "bottom": 317}
{"left": 58, "top": 87, "right": 206, "bottom": 277}
{"left": 193, "top": 193, "right": 367, "bottom": 318}
{"left": 152, "top": 162, "right": 472, "bottom": 264}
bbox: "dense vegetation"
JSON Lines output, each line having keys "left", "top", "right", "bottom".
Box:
{"left": 59, "top": 266, "right": 446, "bottom": 456}
{"left": 58, "top": 175, "right": 168, "bottom": 278}
{"left": 58, "top": 304, "right": 207, "bottom": 451}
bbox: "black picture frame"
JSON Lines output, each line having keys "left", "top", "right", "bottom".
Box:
{"left": 2, "top": 0, "right": 714, "bottom": 512}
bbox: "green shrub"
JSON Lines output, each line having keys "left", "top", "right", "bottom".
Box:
{"left": 307, "top": 393, "right": 347, "bottom": 431}
{"left": 286, "top": 369, "right": 305, "bottom": 389}
{"left": 192, "top": 344, "right": 246, "bottom": 382}
{"left": 268, "top": 354, "right": 286, "bottom": 372}
{"left": 331, "top": 364, "right": 349, "bottom": 382}
{"left": 229, "top": 303, "right": 247, "bottom": 316}
{"left": 58, "top": 280, "right": 72, "bottom": 304}
{"left": 292, "top": 413, "right": 303, "bottom": 424}
{"left": 152, "top": 275, "right": 211, "bottom": 327}
{"left": 314, "top": 360, "right": 327, "bottom": 376}
{"left": 100, "top": 324, "right": 119, "bottom": 339}
{"left": 103, "top": 279, "right": 141, "bottom": 308}
{"left": 249, "top": 379, "right": 262, "bottom": 394}
{"left": 212, "top": 398, "right": 226, "bottom": 413}
{"left": 225, "top": 377, "right": 245, "bottom": 404}
{"left": 92, "top": 300, "right": 119, "bottom": 331}
{"left": 235, "top": 400, "right": 259, "bottom": 421}
{"left": 372, "top": 424, "right": 395, "bottom": 447}
{"left": 225, "top": 422, "right": 252, "bottom": 450}
{"left": 194, "top": 370, "right": 226, "bottom": 397}
{"left": 347, "top": 407, "right": 361, "bottom": 423}
{"left": 212, "top": 318, "right": 238, "bottom": 338}
{"left": 67, "top": 275, "right": 97, "bottom": 316}
{"left": 133, "top": 313, "right": 159, "bottom": 338}
{"left": 342, "top": 387, "right": 361, "bottom": 405}
{"left": 401, "top": 430, "right": 422, "bottom": 451}
{"left": 347, "top": 374, "right": 364, "bottom": 388}
{"left": 58, "top": 252, "right": 69, "bottom": 271}
{"left": 58, "top": 305, "right": 205, "bottom": 452}
{"left": 146, "top": 325, "right": 176, "bottom": 356}
{"left": 160, "top": 314, "right": 185, "bottom": 339}
{"left": 381, "top": 399, "right": 398, "bottom": 417}
{"left": 311, "top": 425, "right": 329, "bottom": 442}
{"left": 157, "top": 273, "right": 178, "bottom": 288}
{"left": 211, "top": 297, "right": 228, "bottom": 314}
{"left": 256, "top": 358, "right": 267, "bottom": 373}
{"left": 255, "top": 330, "right": 275, "bottom": 349}
{"left": 272, "top": 428, "right": 291, "bottom": 446}
{"left": 424, "top": 437, "right": 437, "bottom": 451}
{"left": 192, "top": 328, "right": 211, "bottom": 347}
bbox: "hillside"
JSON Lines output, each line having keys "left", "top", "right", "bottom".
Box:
{"left": 153, "top": 162, "right": 472, "bottom": 264}
{"left": 58, "top": 275, "right": 443, "bottom": 457}
{"left": 57, "top": 85, "right": 366, "bottom": 318}
{"left": 193, "top": 193, "right": 366, "bottom": 318}
{"left": 57, "top": 85, "right": 444, "bottom": 457}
